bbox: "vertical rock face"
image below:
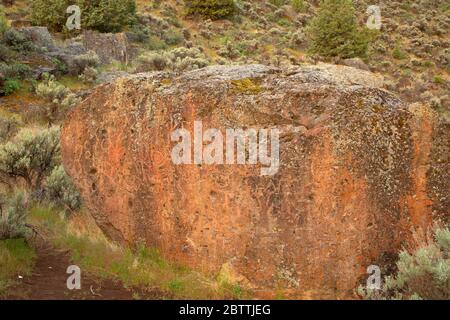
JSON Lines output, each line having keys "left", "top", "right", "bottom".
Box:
{"left": 61, "top": 65, "right": 449, "bottom": 298}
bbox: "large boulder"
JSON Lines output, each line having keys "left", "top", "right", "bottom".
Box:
{"left": 61, "top": 64, "right": 449, "bottom": 298}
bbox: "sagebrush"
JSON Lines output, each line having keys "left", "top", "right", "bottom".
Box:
{"left": 137, "top": 47, "right": 209, "bottom": 72}
{"left": 35, "top": 74, "right": 81, "bottom": 123}
{"left": 0, "top": 127, "right": 60, "bottom": 192}
{"left": 359, "top": 227, "right": 450, "bottom": 300}
{"left": 46, "top": 165, "right": 81, "bottom": 212}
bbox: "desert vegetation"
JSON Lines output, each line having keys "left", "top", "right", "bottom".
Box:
{"left": 185, "top": 0, "right": 237, "bottom": 20}
{"left": 306, "top": 0, "right": 373, "bottom": 58}
{"left": 359, "top": 227, "right": 450, "bottom": 300}
{"left": 0, "top": 0, "right": 448, "bottom": 300}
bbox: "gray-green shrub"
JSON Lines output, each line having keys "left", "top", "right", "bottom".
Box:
{"left": 162, "top": 29, "right": 184, "bottom": 46}
{"left": 358, "top": 227, "right": 450, "bottom": 300}
{"left": 79, "top": 66, "right": 98, "bottom": 83}
{"left": 0, "top": 43, "right": 12, "bottom": 62}
{"left": 71, "top": 51, "right": 100, "bottom": 76}
{"left": 0, "top": 191, "right": 29, "bottom": 240}
{"left": 1, "top": 29, "right": 35, "bottom": 52}
{"left": 0, "top": 62, "right": 32, "bottom": 79}
{"left": 46, "top": 165, "right": 81, "bottom": 212}
{"left": 0, "top": 114, "right": 20, "bottom": 142}
{"left": 0, "top": 127, "right": 60, "bottom": 192}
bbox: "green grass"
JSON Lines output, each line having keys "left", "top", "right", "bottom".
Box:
{"left": 30, "top": 205, "right": 250, "bottom": 299}
{"left": 0, "top": 238, "right": 36, "bottom": 295}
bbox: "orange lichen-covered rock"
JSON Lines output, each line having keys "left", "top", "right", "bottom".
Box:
{"left": 61, "top": 64, "right": 449, "bottom": 298}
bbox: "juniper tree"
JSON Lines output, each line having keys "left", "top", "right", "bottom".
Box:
{"left": 184, "top": 0, "right": 236, "bottom": 20}
{"left": 359, "top": 227, "right": 450, "bottom": 300}
{"left": 306, "top": 0, "right": 370, "bottom": 58}
{"left": 46, "top": 165, "right": 82, "bottom": 212}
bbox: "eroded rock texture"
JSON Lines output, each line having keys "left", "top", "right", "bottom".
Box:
{"left": 61, "top": 64, "right": 449, "bottom": 298}
{"left": 82, "top": 30, "right": 137, "bottom": 64}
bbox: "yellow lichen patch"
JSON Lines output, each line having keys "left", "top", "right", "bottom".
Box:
{"left": 160, "top": 78, "right": 173, "bottom": 86}
{"left": 371, "top": 104, "right": 386, "bottom": 113}
{"left": 230, "top": 78, "right": 262, "bottom": 95}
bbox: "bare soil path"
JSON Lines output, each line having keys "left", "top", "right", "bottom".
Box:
{"left": 3, "top": 238, "right": 164, "bottom": 300}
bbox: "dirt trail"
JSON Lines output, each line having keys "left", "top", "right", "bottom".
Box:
{"left": 4, "top": 238, "right": 164, "bottom": 300}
